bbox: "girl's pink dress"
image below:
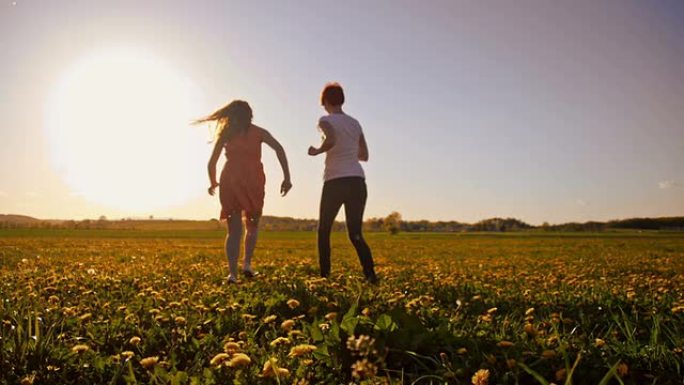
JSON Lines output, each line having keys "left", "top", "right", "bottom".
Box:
{"left": 219, "top": 126, "right": 266, "bottom": 220}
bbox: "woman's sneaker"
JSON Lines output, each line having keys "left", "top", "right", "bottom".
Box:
{"left": 227, "top": 275, "right": 238, "bottom": 285}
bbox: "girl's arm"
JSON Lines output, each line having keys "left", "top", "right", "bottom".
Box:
{"left": 308, "top": 120, "right": 336, "bottom": 156}
{"left": 262, "top": 129, "right": 292, "bottom": 196}
{"left": 358, "top": 134, "right": 369, "bottom": 162}
{"left": 207, "top": 140, "right": 223, "bottom": 196}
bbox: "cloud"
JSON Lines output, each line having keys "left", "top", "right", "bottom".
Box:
{"left": 658, "top": 180, "right": 681, "bottom": 189}
{"left": 575, "top": 199, "right": 588, "bottom": 207}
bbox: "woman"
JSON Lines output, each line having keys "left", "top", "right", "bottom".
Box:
{"left": 200, "top": 100, "right": 292, "bottom": 284}
{"left": 308, "top": 83, "right": 378, "bottom": 283}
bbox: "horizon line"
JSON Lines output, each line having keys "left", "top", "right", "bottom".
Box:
{"left": 2, "top": 213, "right": 683, "bottom": 227}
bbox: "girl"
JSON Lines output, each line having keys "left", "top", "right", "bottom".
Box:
{"left": 308, "top": 83, "right": 378, "bottom": 283}
{"left": 200, "top": 100, "right": 291, "bottom": 284}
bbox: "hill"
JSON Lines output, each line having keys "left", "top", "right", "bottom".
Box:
{"left": 0, "top": 214, "right": 41, "bottom": 224}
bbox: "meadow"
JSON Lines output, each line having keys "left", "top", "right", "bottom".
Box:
{"left": 1, "top": 229, "right": 683, "bottom": 384}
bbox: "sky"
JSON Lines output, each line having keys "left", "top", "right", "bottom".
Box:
{"left": 1, "top": 0, "right": 683, "bottom": 225}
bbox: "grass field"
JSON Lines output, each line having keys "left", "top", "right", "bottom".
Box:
{"left": 1, "top": 230, "right": 683, "bottom": 384}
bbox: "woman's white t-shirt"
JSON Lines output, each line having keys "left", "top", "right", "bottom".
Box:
{"left": 319, "top": 113, "right": 365, "bottom": 182}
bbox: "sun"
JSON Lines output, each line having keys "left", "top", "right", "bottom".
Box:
{"left": 45, "top": 48, "right": 208, "bottom": 213}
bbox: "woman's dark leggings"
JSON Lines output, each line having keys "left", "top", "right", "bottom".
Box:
{"left": 318, "top": 177, "right": 377, "bottom": 280}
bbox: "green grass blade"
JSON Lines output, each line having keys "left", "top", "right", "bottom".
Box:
{"left": 517, "top": 362, "right": 550, "bottom": 385}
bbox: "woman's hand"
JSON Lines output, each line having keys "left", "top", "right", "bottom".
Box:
{"left": 308, "top": 146, "right": 319, "bottom": 156}
{"left": 280, "top": 179, "right": 292, "bottom": 196}
{"left": 208, "top": 182, "right": 220, "bottom": 196}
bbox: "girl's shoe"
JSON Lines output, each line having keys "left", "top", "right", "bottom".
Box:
{"left": 242, "top": 269, "right": 259, "bottom": 278}
{"left": 227, "top": 275, "right": 238, "bottom": 285}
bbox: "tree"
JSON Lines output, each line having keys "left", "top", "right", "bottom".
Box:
{"left": 384, "top": 212, "right": 402, "bottom": 235}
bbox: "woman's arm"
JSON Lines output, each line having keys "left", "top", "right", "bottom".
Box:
{"left": 262, "top": 129, "right": 293, "bottom": 196}
{"left": 207, "top": 140, "right": 223, "bottom": 196}
{"left": 358, "top": 134, "right": 369, "bottom": 162}
{"left": 308, "top": 120, "right": 336, "bottom": 156}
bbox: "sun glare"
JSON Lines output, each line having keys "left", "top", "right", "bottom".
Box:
{"left": 45, "top": 48, "right": 207, "bottom": 213}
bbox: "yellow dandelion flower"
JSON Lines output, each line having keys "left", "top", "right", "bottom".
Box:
{"left": 324, "top": 312, "right": 337, "bottom": 321}
{"left": 352, "top": 358, "right": 378, "bottom": 379}
{"left": 525, "top": 307, "right": 535, "bottom": 316}
{"left": 594, "top": 338, "right": 606, "bottom": 348}
{"left": 129, "top": 336, "right": 141, "bottom": 346}
{"left": 174, "top": 316, "right": 187, "bottom": 326}
{"left": 121, "top": 351, "right": 134, "bottom": 360}
{"left": 471, "top": 368, "right": 490, "bottom": 385}
{"left": 228, "top": 353, "right": 251, "bottom": 368}
{"left": 71, "top": 344, "right": 89, "bottom": 354}
{"left": 486, "top": 307, "right": 497, "bottom": 315}
{"left": 457, "top": 347, "right": 468, "bottom": 355}
{"left": 140, "top": 356, "right": 159, "bottom": 369}
{"left": 20, "top": 375, "right": 35, "bottom": 385}
{"left": 617, "top": 362, "right": 628, "bottom": 377}
{"left": 287, "top": 299, "right": 300, "bottom": 309}
{"left": 555, "top": 368, "right": 567, "bottom": 382}
{"left": 546, "top": 336, "right": 559, "bottom": 346}
{"left": 281, "top": 319, "right": 295, "bottom": 331}
{"left": 497, "top": 340, "right": 514, "bottom": 348}
{"left": 241, "top": 313, "right": 257, "bottom": 321}
{"left": 79, "top": 313, "right": 92, "bottom": 322}
{"left": 506, "top": 359, "right": 516, "bottom": 369}
{"left": 524, "top": 323, "right": 536, "bottom": 337}
{"left": 270, "top": 337, "right": 291, "bottom": 347}
{"left": 262, "top": 359, "right": 290, "bottom": 378}
{"left": 263, "top": 315, "right": 277, "bottom": 324}
{"left": 541, "top": 350, "right": 556, "bottom": 359}
{"left": 210, "top": 353, "right": 230, "bottom": 366}
{"left": 223, "top": 341, "right": 241, "bottom": 354}
{"left": 62, "top": 307, "right": 77, "bottom": 317}
{"left": 288, "top": 344, "right": 317, "bottom": 358}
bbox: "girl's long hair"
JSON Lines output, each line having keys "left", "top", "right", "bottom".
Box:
{"left": 195, "top": 100, "right": 253, "bottom": 144}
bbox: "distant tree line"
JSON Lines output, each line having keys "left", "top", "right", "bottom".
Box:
{"left": 1, "top": 214, "right": 683, "bottom": 233}
{"left": 541, "top": 217, "right": 684, "bottom": 232}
